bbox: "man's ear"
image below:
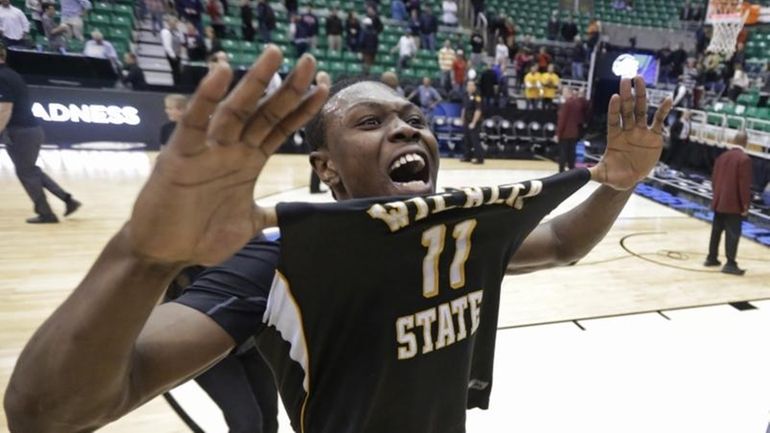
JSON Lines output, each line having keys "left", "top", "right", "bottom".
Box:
{"left": 310, "top": 149, "right": 341, "bottom": 188}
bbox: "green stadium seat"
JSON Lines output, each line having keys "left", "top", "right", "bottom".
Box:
{"left": 107, "top": 27, "right": 131, "bottom": 41}
{"left": 221, "top": 39, "right": 238, "bottom": 51}
{"left": 93, "top": 2, "right": 114, "bottom": 12}
{"left": 239, "top": 40, "right": 258, "bottom": 53}
{"left": 346, "top": 62, "right": 363, "bottom": 75}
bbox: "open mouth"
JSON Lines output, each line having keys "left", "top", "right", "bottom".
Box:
{"left": 388, "top": 152, "right": 431, "bottom": 192}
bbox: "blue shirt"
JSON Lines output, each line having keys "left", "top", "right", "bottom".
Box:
{"left": 417, "top": 85, "right": 441, "bottom": 108}
{"left": 60, "top": 0, "right": 91, "bottom": 18}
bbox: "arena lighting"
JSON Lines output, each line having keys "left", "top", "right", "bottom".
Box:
{"left": 612, "top": 53, "right": 640, "bottom": 79}
{"left": 30, "top": 102, "right": 141, "bottom": 126}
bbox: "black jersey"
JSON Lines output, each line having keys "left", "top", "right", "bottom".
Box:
{"left": 262, "top": 169, "right": 589, "bottom": 433}
{"left": 176, "top": 169, "right": 590, "bottom": 433}
{"left": 0, "top": 64, "right": 38, "bottom": 128}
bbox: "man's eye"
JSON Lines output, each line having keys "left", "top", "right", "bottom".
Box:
{"left": 359, "top": 117, "right": 380, "bottom": 127}
{"left": 408, "top": 117, "right": 426, "bottom": 127}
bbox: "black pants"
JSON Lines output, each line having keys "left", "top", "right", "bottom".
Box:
{"left": 707, "top": 212, "right": 742, "bottom": 266}
{"left": 558, "top": 139, "right": 577, "bottom": 172}
{"left": 5, "top": 126, "right": 70, "bottom": 216}
{"left": 167, "top": 55, "right": 181, "bottom": 86}
{"left": 463, "top": 126, "right": 483, "bottom": 162}
{"left": 309, "top": 170, "right": 321, "bottom": 193}
{"left": 195, "top": 348, "right": 279, "bottom": 433}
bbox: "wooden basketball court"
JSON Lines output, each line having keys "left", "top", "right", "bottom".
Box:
{"left": 1, "top": 150, "right": 768, "bottom": 432}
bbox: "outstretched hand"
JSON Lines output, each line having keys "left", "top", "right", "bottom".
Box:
{"left": 128, "top": 46, "right": 329, "bottom": 266}
{"left": 591, "top": 76, "right": 673, "bottom": 190}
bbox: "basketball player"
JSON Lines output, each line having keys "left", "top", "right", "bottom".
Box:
{"left": 5, "top": 46, "right": 672, "bottom": 432}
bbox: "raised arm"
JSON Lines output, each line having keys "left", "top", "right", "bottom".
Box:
{"left": 508, "top": 76, "right": 672, "bottom": 274}
{"left": 4, "top": 46, "right": 328, "bottom": 432}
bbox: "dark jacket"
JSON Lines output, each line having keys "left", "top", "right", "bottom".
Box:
{"left": 420, "top": 13, "right": 438, "bottom": 35}
{"left": 122, "top": 63, "right": 147, "bottom": 90}
{"left": 326, "top": 14, "right": 343, "bottom": 35}
{"left": 360, "top": 27, "right": 379, "bottom": 55}
{"left": 712, "top": 148, "right": 753, "bottom": 214}
{"left": 557, "top": 96, "right": 587, "bottom": 140}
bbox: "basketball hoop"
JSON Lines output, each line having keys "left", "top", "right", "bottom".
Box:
{"left": 706, "top": 0, "right": 748, "bottom": 57}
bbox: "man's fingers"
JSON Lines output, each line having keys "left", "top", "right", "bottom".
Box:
{"left": 633, "top": 76, "right": 648, "bottom": 128}
{"left": 651, "top": 97, "right": 674, "bottom": 135}
{"left": 260, "top": 84, "right": 330, "bottom": 155}
{"left": 242, "top": 54, "right": 319, "bottom": 149}
{"left": 607, "top": 94, "right": 622, "bottom": 134}
{"left": 619, "top": 78, "right": 635, "bottom": 130}
{"left": 208, "top": 46, "right": 284, "bottom": 145}
{"left": 171, "top": 65, "right": 233, "bottom": 156}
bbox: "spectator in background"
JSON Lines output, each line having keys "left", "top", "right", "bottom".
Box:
{"left": 345, "top": 11, "right": 361, "bottom": 52}
{"left": 682, "top": 58, "right": 699, "bottom": 105}
{"left": 442, "top": 0, "right": 458, "bottom": 26}
{"left": 469, "top": 29, "right": 484, "bottom": 68}
{"left": 159, "top": 94, "right": 187, "bottom": 146}
{"left": 657, "top": 44, "right": 673, "bottom": 83}
{"left": 161, "top": 16, "right": 183, "bottom": 86}
{"left": 60, "top": 0, "right": 91, "bottom": 42}
{"left": 256, "top": 0, "right": 276, "bottom": 43}
{"left": 326, "top": 6, "right": 343, "bottom": 51}
{"left": 546, "top": 10, "right": 560, "bottom": 41}
{"left": 471, "top": 0, "right": 484, "bottom": 27}
{"left": 284, "top": 0, "right": 297, "bottom": 16}
{"left": 479, "top": 63, "right": 497, "bottom": 111}
{"left": 438, "top": 39, "right": 456, "bottom": 92}
{"left": 366, "top": 5, "right": 383, "bottom": 34}
{"left": 536, "top": 46, "right": 551, "bottom": 72}
{"left": 392, "top": 28, "right": 417, "bottom": 74}
{"left": 203, "top": 25, "right": 223, "bottom": 56}
{"left": 452, "top": 49, "right": 467, "bottom": 91}
{"left": 571, "top": 36, "right": 586, "bottom": 80}
{"left": 121, "top": 52, "right": 147, "bottom": 90}
{"left": 670, "top": 42, "right": 687, "bottom": 79}
{"left": 381, "top": 70, "right": 405, "bottom": 96}
{"left": 555, "top": 87, "right": 587, "bottom": 172}
{"left": 731, "top": 42, "right": 746, "bottom": 68}
{"left": 145, "top": 0, "right": 165, "bottom": 36}
{"left": 41, "top": 3, "right": 67, "bottom": 53}
{"left": 705, "top": 130, "right": 753, "bottom": 275}
{"left": 461, "top": 80, "right": 483, "bottom": 164}
{"left": 184, "top": 22, "right": 206, "bottom": 61}
{"left": 240, "top": 0, "right": 255, "bottom": 42}
{"left": 83, "top": 30, "right": 119, "bottom": 63}
{"left": 728, "top": 63, "right": 749, "bottom": 102}
{"left": 419, "top": 6, "right": 438, "bottom": 51}
{"left": 207, "top": 0, "right": 226, "bottom": 39}
{"left": 406, "top": 0, "right": 421, "bottom": 17}
{"left": 680, "top": 0, "right": 694, "bottom": 21}
{"left": 541, "top": 64, "right": 559, "bottom": 109}
{"left": 500, "top": 15, "right": 515, "bottom": 47}
{"left": 408, "top": 9, "right": 421, "bottom": 48}
{"left": 665, "top": 109, "right": 690, "bottom": 170}
{"left": 359, "top": 17, "right": 378, "bottom": 75}
{"left": 0, "top": 0, "right": 30, "bottom": 47}
{"left": 524, "top": 64, "right": 542, "bottom": 110}
{"left": 206, "top": 50, "right": 229, "bottom": 69}
{"left": 177, "top": 0, "right": 203, "bottom": 35}
{"left": 494, "top": 36, "right": 508, "bottom": 70}
{"left": 586, "top": 19, "right": 601, "bottom": 51}
{"left": 561, "top": 15, "right": 578, "bottom": 43}
{"left": 407, "top": 76, "right": 442, "bottom": 118}
{"left": 292, "top": 6, "right": 318, "bottom": 56}
{"left": 25, "top": 0, "right": 43, "bottom": 35}
{"left": 391, "top": 0, "right": 407, "bottom": 22}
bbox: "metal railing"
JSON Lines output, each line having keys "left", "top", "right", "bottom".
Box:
{"left": 678, "top": 107, "right": 770, "bottom": 160}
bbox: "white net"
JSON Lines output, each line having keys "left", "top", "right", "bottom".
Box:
{"left": 706, "top": 0, "right": 747, "bottom": 58}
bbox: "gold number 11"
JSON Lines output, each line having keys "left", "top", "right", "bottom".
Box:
{"left": 420, "top": 219, "right": 477, "bottom": 298}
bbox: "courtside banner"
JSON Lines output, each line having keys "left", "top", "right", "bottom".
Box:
{"left": 28, "top": 85, "right": 169, "bottom": 150}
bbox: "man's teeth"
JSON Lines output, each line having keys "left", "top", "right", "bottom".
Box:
{"left": 389, "top": 153, "right": 426, "bottom": 172}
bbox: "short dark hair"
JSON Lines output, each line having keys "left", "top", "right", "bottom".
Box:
{"left": 305, "top": 77, "right": 386, "bottom": 151}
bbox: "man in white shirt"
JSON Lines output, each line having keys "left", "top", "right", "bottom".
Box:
{"left": 437, "top": 39, "right": 456, "bottom": 91}
{"left": 392, "top": 29, "right": 417, "bottom": 73}
{"left": 0, "top": 0, "right": 30, "bottom": 46}
{"left": 161, "top": 16, "right": 184, "bottom": 87}
{"left": 442, "top": 0, "right": 458, "bottom": 26}
{"left": 83, "top": 30, "right": 118, "bottom": 64}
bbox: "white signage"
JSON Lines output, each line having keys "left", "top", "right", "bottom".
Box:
{"left": 31, "top": 103, "right": 141, "bottom": 126}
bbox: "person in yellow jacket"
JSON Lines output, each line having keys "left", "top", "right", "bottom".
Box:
{"left": 540, "top": 64, "right": 561, "bottom": 109}
{"left": 524, "top": 64, "right": 543, "bottom": 109}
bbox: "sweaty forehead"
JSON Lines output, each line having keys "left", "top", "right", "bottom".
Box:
{"left": 323, "top": 82, "right": 410, "bottom": 117}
